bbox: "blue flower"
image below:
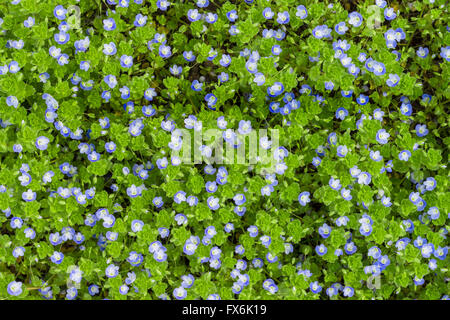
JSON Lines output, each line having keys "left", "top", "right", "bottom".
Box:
{"left": 360, "top": 223, "right": 372, "bottom": 236}
{"left": 7, "top": 281, "right": 22, "bottom": 296}
{"left": 384, "top": 7, "right": 397, "bottom": 20}
{"left": 247, "top": 225, "right": 258, "bottom": 237}
{"left": 325, "top": 81, "right": 334, "bottom": 91}
{"left": 207, "top": 196, "right": 220, "bottom": 210}
{"left": 336, "top": 145, "right": 348, "bottom": 157}
{"left": 103, "top": 18, "right": 116, "bottom": 31}
{"left": 238, "top": 120, "right": 252, "bottom": 135}
{"left": 204, "top": 93, "right": 217, "bottom": 110}
{"left": 262, "top": 8, "right": 275, "bottom": 20}
{"left": 335, "top": 21, "right": 348, "bottom": 35}
{"left": 343, "top": 286, "right": 354, "bottom": 297}
{"left": 131, "top": 219, "right": 144, "bottom": 232}
{"left": 398, "top": 150, "right": 411, "bottom": 161}
{"left": 191, "top": 79, "right": 203, "bottom": 92}
{"left": 245, "top": 58, "right": 258, "bottom": 74}
{"left": 132, "top": 13, "right": 148, "bottom": 27}
{"left": 402, "top": 219, "right": 414, "bottom": 233}
{"left": 207, "top": 48, "right": 218, "bottom": 61}
{"left": 235, "top": 244, "right": 245, "bottom": 255}
{"left": 348, "top": 12, "right": 363, "bottom": 27}
{"left": 35, "top": 136, "right": 50, "bottom": 150}
{"left": 174, "top": 191, "right": 186, "bottom": 204}
{"left": 421, "top": 243, "right": 434, "bottom": 258}
{"left": 315, "top": 244, "right": 327, "bottom": 256}
{"left": 226, "top": 10, "right": 238, "bottom": 22}
{"left": 341, "top": 188, "right": 352, "bottom": 201}
{"left": 318, "top": 223, "right": 332, "bottom": 239}
{"left": 219, "top": 54, "right": 231, "bottom": 67}
{"left": 50, "top": 251, "right": 64, "bottom": 264}
{"left": 88, "top": 151, "right": 100, "bottom": 162}
{"left": 57, "top": 53, "right": 69, "bottom": 65}
{"left": 54, "top": 31, "right": 70, "bottom": 45}
{"left": 104, "top": 74, "right": 117, "bottom": 89}
{"left": 127, "top": 184, "right": 142, "bottom": 198}
{"left": 181, "top": 274, "right": 195, "bottom": 289}
{"left": 376, "top": 129, "right": 390, "bottom": 145}
{"left": 440, "top": 46, "right": 450, "bottom": 61}
{"left": 103, "top": 42, "right": 117, "bottom": 55}
{"left": 433, "top": 246, "right": 448, "bottom": 260}
{"left": 224, "top": 223, "right": 234, "bottom": 233}
{"left": 400, "top": 102, "right": 412, "bottom": 116}
{"left": 373, "top": 108, "right": 385, "bottom": 121}
{"left": 105, "top": 264, "right": 119, "bottom": 278}
{"left": 183, "top": 50, "right": 196, "bottom": 62}
{"left": 376, "top": 0, "right": 387, "bottom": 8}
{"left": 329, "top": 177, "right": 341, "bottom": 191}
{"left": 415, "top": 124, "right": 428, "bottom": 137}
{"left": 24, "top": 227, "right": 36, "bottom": 239}
{"left": 416, "top": 47, "right": 429, "bottom": 58}
{"left": 8, "top": 61, "right": 20, "bottom": 73}
{"left": 357, "top": 172, "right": 371, "bottom": 185}
{"left": 311, "top": 156, "right": 321, "bottom": 167}
{"left": 12, "top": 246, "right": 25, "bottom": 258}
{"left": 233, "top": 193, "right": 246, "bottom": 206}
{"left": 265, "top": 252, "right": 278, "bottom": 263}
{"left": 156, "top": 0, "right": 171, "bottom": 10}
{"left": 234, "top": 206, "right": 246, "bottom": 216}
{"left": 312, "top": 25, "right": 331, "bottom": 39}
{"left": 277, "top": 11, "right": 290, "bottom": 24}
{"left": 348, "top": 64, "right": 360, "bottom": 76}
{"left": 378, "top": 255, "right": 390, "bottom": 267}
{"left": 6, "top": 96, "right": 19, "bottom": 108}
{"left": 356, "top": 94, "right": 369, "bottom": 105}
{"left": 413, "top": 236, "right": 427, "bottom": 249}
{"left": 205, "top": 12, "right": 218, "bottom": 24}
{"left": 22, "top": 189, "right": 36, "bottom": 201}
{"left": 105, "top": 141, "right": 116, "bottom": 153}
{"left": 424, "top": 177, "right": 436, "bottom": 191}
{"left": 187, "top": 9, "right": 201, "bottom": 22}
{"left": 79, "top": 60, "right": 90, "bottom": 71}
{"left": 120, "top": 55, "right": 133, "bottom": 68}
{"left": 183, "top": 240, "right": 197, "bottom": 256}
{"left": 296, "top": 5, "right": 308, "bottom": 19}
{"left": 370, "top": 150, "right": 383, "bottom": 162}
{"left": 384, "top": 29, "right": 397, "bottom": 47}
{"left": 297, "top": 191, "right": 310, "bottom": 206}
{"left": 118, "top": 284, "right": 129, "bottom": 295}
{"left": 159, "top": 44, "right": 172, "bottom": 58}
{"left": 427, "top": 207, "right": 440, "bottom": 220}
{"left": 335, "top": 107, "right": 348, "bottom": 120}
{"left": 142, "top": 105, "right": 156, "bottom": 117}
{"left": 170, "top": 65, "right": 182, "bottom": 76}
{"left": 267, "top": 82, "right": 284, "bottom": 97}
{"left": 75, "top": 37, "right": 90, "bottom": 53}
{"left": 53, "top": 5, "right": 67, "bottom": 20}
{"left": 373, "top": 61, "right": 386, "bottom": 76}
{"left": 381, "top": 196, "right": 392, "bottom": 207}
{"left": 386, "top": 73, "right": 400, "bottom": 87}
{"left": 23, "top": 16, "right": 35, "bottom": 28}
{"left": 88, "top": 284, "right": 100, "bottom": 296}
{"left": 144, "top": 87, "right": 157, "bottom": 101}
{"left": 368, "top": 246, "right": 382, "bottom": 259}
{"left": 154, "top": 249, "right": 167, "bottom": 262}
{"left": 344, "top": 241, "right": 357, "bottom": 255}
{"left": 232, "top": 282, "right": 243, "bottom": 294}
{"left": 336, "top": 216, "right": 349, "bottom": 227}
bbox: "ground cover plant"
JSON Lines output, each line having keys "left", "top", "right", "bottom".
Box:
{"left": 0, "top": 0, "right": 449, "bottom": 300}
